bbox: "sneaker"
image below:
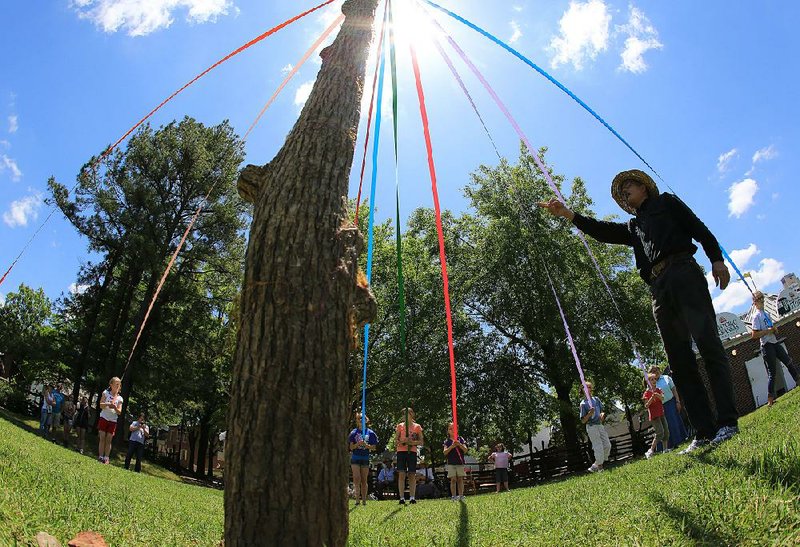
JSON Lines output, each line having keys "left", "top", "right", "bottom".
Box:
{"left": 679, "top": 438, "right": 709, "bottom": 455}
{"left": 79, "top": 449, "right": 84, "bottom": 455}
{"left": 645, "top": 449, "right": 654, "bottom": 460}
{"left": 399, "top": 498, "right": 405, "bottom": 505}
{"left": 663, "top": 449, "right": 672, "bottom": 454}
{"left": 458, "top": 496, "right": 466, "bottom": 501}
{"left": 587, "top": 464, "right": 601, "bottom": 473}
{"left": 410, "top": 498, "right": 417, "bottom": 504}
{"left": 711, "top": 425, "right": 739, "bottom": 445}
{"left": 451, "top": 496, "right": 458, "bottom": 501}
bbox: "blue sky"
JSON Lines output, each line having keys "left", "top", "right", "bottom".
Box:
{"left": 1, "top": 0, "right": 797, "bottom": 316}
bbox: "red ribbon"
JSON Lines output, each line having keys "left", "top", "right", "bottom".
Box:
{"left": 409, "top": 41, "right": 460, "bottom": 439}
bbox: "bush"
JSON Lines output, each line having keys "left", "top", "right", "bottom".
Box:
{"left": 0, "top": 380, "right": 32, "bottom": 414}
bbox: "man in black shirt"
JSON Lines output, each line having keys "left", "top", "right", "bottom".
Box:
{"left": 539, "top": 169, "right": 739, "bottom": 452}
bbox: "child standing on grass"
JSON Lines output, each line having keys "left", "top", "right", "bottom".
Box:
{"left": 97, "top": 377, "right": 123, "bottom": 464}
{"left": 643, "top": 373, "right": 670, "bottom": 459}
{"left": 489, "top": 443, "right": 512, "bottom": 492}
{"left": 348, "top": 413, "right": 378, "bottom": 506}
{"left": 395, "top": 407, "right": 424, "bottom": 505}
{"left": 74, "top": 396, "right": 90, "bottom": 454}
{"left": 580, "top": 381, "right": 611, "bottom": 473}
{"left": 443, "top": 423, "right": 468, "bottom": 501}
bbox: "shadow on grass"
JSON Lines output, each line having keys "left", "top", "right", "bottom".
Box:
{"left": 694, "top": 440, "right": 800, "bottom": 493}
{"left": 381, "top": 507, "right": 403, "bottom": 523}
{"left": 0, "top": 407, "right": 40, "bottom": 435}
{"left": 650, "top": 492, "right": 736, "bottom": 545}
{"left": 457, "top": 501, "right": 469, "bottom": 547}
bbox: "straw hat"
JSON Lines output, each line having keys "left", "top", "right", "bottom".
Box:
{"left": 611, "top": 169, "right": 659, "bottom": 214}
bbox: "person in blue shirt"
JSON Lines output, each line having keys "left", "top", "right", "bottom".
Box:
{"left": 579, "top": 381, "right": 610, "bottom": 473}
{"left": 348, "top": 413, "right": 378, "bottom": 506}
{"left": 751, "top": 291, "right": 799, "bottom": 406}
{"left": 50, "top": 384, "right": 65, "bottom": 438}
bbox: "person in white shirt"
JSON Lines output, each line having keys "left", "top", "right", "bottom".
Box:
{"left": 751, "top": 291, "right": 799, "bottom": 406}
{"left": 125, "top": 413, "right": 149, "bottom": 472}
{"left": 376, "top": 460, "right": 395, "bottom": 500}
{"left": 97, "top": 377, "right": 123, "bottom": 464}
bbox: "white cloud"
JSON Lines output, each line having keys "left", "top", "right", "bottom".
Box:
{"left": 71, "top": 0, "right": 233, "bottom": 37}
{"left": 617, "top": 6, "right": 662, "bottom": 73}
{"left": 0, "top": 293, "right": 5, "bottom": 306}
{"left": 281, "top": 63, "right": 294, "bottom": 75}
{"left": 294, "top": 80, "right": 315, "bottom": 107}
{"left": 727, "top": 178, "right": 758, "bottom": 218}
{"left": 8, "top": 115, "right": 18, "bottom": 134}
{"left": 513, "top": 5, "right": 524, "bottom": 12}
{"left": 752, "top": 144, "right": 778, "bottom": 165}
{"left": 0, "top": 139, "right": 10, "bottom": 149}
{"left": 1, "top": 154, "right": 22, "bottom": 181}
{"left": 709, "top": 250, "right": 785, "bottom": 313}
{"left": 549, "top": 0, "right": 611, "bottom": 70}
{"left": 69, "top": 283, "right": 90, "bottom": 295}
{"left": 509, "top": 20, "right": 523, "bottom": 44}
{"left": 3, "top": 194, "right": 42, "bottom": 227}
{"left": 716, "top": 148, "right": 737, "bottom": 174}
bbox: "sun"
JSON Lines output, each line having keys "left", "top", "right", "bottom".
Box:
{"left": 385, "top": 0, "right": 438, "bottom": 60}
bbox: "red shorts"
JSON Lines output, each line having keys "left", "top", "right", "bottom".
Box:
{"left": 97, "top": 417, "right": 118, "bottom": 435}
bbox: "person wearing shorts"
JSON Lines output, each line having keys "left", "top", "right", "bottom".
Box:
{"left": 489, "top": 443, "right": 512, "bottom": 492}
{"left": 97, "top": 377, "right": 123, "bottom": 464}
{"left": 348, "top": 412, "right": 378, "bottom": 506}
{"left": 74, "top": 397, "right": 90, "bottom": 454}
{"left": 395, "top": 407, "right": 423, "bottom": 505}
{"left": 443, "top": 423, "right": 467, "bottom": 501}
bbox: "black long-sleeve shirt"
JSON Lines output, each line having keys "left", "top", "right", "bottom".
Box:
{"left": 571, "top": 193, "right": 724, "bottom": 284}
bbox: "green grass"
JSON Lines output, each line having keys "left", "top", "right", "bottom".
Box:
{"left": 2, "top": 391, "right": 800, "bottom": 546}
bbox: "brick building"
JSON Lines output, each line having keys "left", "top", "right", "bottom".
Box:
{"left": 695, "top": 273, "right": 800, "bottom": 418}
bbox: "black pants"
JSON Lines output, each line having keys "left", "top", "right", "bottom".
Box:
{"left": 650, "top": 258, "right": 738, "bottom": 440}
{"left": 125, "top": 440, "right": 145, "bottom": 472}
{"left": 763, "top": 342, "right": 799, "bottom": 397}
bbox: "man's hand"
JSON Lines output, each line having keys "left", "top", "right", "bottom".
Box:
{"left": 537, "top": 199, "right": 575, "bottom": 221}
{"left": 676, "top": 400, "right": 682, "bottom": 413}
{"left": 712, "top": 261, "right": 730, "bottom": 290}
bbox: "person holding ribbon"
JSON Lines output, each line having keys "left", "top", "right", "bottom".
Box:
{"left": 579, "top": 381, "right": 610, "bottom": 472}
{"left": 539, "top": 170, "right": 739, "bottom": 453}
{"left": 395, "top": 407, "right": 424, "bottom": 505}
{"left": 348, "top": 412, "right": 378, "bottom": 506}
{"left": 648, "top": 365, "right": 687, "bottom": 448}
{"left": 97, "top": 376, "right": 123, "bottom": 464}
{"left": 443, "top": 422, "right": 468, "bottom": 501}
{"left": 750, "top": 291, "right": 800, "bottom": 406}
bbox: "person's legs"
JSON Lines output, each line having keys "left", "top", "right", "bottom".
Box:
{"left": 659, "top": 416, "right": 670, "bottom": 451}
{"left": 39, "top": 408, "right": 48, "bottom": 432}
{"left": 103, "top": 427, "right": 114, "bottom": 462}
{"left": 600, "top": 426, "right": 612, "bottom": 463}
{"left": 360, "top": 465, "right": 369, "bottom": 503}
{"left": 450, "top": 476, "right": 458, "bottom": 499}
{"left": 397, "top": 471, "right": 406, "bottom": 501}
{"left": 652, "top": 271, "right": 717, "bottom": 440}
{"left": 98, "top": 430, "right": 107, "bottom": 460}
{"left": 407, "top": 454, "right": 418, "bottom": 499}
{"left": 773, "top": 343, "right": 799, "bottom": 383}
{"left": 457, "top": 475, "right": 465, "bottom": 498}
{"left": 586, "top": 425, "right": 604, "bottom": 466}
{"left": 662, "top": 399, "right": 687, "bottom": 447}
{"left": 674, "top": 263, "right": 738, "bottom": 429}
{"left": 351, "top": 464, "right": 363, "bottom": 501}
{"left": 77, "top": 427, "right": 85, "bottom": 453}
{"left": 649, "top": 419, "right": 664, "bottom": 456}
{"left": 763, "top": 344, "right": 778, "bottom": 402}
{"left": 125, "top": 441, "right": 136, "bottom": 469}
{"left": 494, "top": 469, "right": 501, "bottom": 493}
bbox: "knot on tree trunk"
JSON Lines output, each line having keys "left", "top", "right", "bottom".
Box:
{"left": 237, "top": 164, "right": 268, "bottom": 204}
{"left": 336, "top": 223, "right": 377, "bottom": 339}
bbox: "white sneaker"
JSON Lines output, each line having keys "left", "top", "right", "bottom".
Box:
{"left": 451, "top": 496, "right": 457, "bottom": 501}
{"left": 645, "top": 449, "right": 654, "bottom": 460}
{"left": 679, "top": 438, "right": 709, "bottom": 455}
{"left": 587, "top": 464, "right": 602, "bottom": 473}
{"left": 458, "top": 495, "right": 466, "bottom": 501}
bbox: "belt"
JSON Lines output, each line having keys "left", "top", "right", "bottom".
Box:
{"left": 650, "top": 252, "right": 695, "bottom": 282}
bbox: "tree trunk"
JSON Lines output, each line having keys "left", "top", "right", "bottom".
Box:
{"left": 224, "top": 0, "right": 379, "bottom": 544}
{"left": 553, "top": 382, "right": 579, "bottom": 450}
{"left": 196, "top": 411, "right": 212, "bottom": 479}
{"left": 207, "top": 432, "right": 216, "bottom": 479}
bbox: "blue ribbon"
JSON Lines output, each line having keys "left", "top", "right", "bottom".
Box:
{"left": 719, "top": 244, "right": 754, "bottom": 295}
{"left": 420, "top": 0, "right": 662, "bottom": 181}
{"left": 361, "top": 33, "right": 388, "bottom": 440}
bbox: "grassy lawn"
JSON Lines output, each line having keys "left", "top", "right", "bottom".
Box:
{"left": 2, "top": 389, "right": 799, "bottom": 546}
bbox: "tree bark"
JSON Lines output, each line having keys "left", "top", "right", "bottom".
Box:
{"left": 224, "top": 0, "right": 379, "bottom": 544}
